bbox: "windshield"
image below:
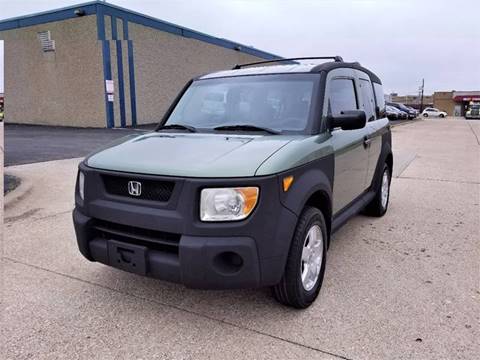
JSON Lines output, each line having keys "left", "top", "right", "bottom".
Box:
{"left": 164, "top": 74, "right": 318, "bottom": 133}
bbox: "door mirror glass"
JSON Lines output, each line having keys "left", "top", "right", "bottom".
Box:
{"left": 329, "top": 110, "right": 366, "bottom": 130}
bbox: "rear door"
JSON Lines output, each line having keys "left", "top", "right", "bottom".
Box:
{"left": 326, "top": 69, "right": 369, "bottom": 214}
{"left": 356, "top": 71, "right": 388, "bottom": 189}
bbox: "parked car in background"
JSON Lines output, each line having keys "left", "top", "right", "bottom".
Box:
{"left": 393, "top": 106, "right": 408, "bottom": 120}
{"left": 398, "top": 110, "right": 409, "bottom": 120}
{"left": 465, "top": 101, "right": 480, "bottom": 119}
{"left": 386, "top": 105, "right": 399, "bottom": 120}
{"left": 386, "top": 105, "right": 406, "bottom": 120}
{"left": 406, "top": 106, "right": 419, "bottom": 117}
{"left": 387, "top": 102, "right": 416, "bottom": 119}
{"left": 422, "top": 107, "right": 447, "bottom": 118}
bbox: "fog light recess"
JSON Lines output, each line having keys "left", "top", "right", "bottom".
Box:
{"left": 213, "top": 251, "right": 244, "bottom": 274}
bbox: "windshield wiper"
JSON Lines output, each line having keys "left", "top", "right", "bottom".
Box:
{"left": 213, "top": 124, "right": 280, "bottom": 135}
{"left": 157, "top": 124, "right": 197, "bottom": 132}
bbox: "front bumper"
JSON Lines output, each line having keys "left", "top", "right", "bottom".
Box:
{"left": 73, "top": 209, "right": 264, "bottom": 288}
{"left": 73, "top": 164, "right": 298, "bottom": 289}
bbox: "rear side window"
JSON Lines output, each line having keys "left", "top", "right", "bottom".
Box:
{"left": 359, "top": 78, "right": 376, "bottom": 121}
{"left": 328, "top": 78, "right": 358, "bottom": 115}
{"left": 373, "top": 83, "right": 386, "bottom": 118}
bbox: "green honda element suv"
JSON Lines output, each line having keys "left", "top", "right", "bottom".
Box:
{"left": 73, "top": 56, "right": 392, "bottom": 308}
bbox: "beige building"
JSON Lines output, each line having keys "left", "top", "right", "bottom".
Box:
{"left": 0, "top": 2, "right": 279, "bottom": 128}
{"left": 431, "top": 91, "right": 480, "bottom": 116}
{"left": 432, "top": 92, "right": 455, "bottom": 115}
{"left": 389, "top": 91, "right": 480, "bottom": 116}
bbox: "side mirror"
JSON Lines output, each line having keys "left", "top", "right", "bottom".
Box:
{"left": 329, "top": 110, "right": 366, "bottom": 130}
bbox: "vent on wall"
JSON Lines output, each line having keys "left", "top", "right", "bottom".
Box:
{"left": 37, "top": 31, "right": 55, "bottom": 52}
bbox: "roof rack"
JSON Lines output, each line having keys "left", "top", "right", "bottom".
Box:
{"left": 232, "top": 56, "right": 343, "bottom": 70}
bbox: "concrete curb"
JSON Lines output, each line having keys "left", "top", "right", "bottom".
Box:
{"left": 4, "top": 175, "right": 33, "bottom": 210}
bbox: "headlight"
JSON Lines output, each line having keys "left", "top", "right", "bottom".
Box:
{"left": 78, "top": 171, "right": 85, "bottom": 200}
{"left": 200, "top": 187, "right": 259, "bottom": 222}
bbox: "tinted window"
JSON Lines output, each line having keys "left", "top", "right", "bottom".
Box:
{"left": 359, "top": 78, "right": 376, "bottom": 121}
{"left": 373, "top": 82, "right": 386, "bottom": 119}
{"left": 328, "top": 78, "right": 358, "bottom": 115}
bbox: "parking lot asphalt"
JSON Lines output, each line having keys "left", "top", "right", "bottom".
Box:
{"left": 2, "top": 118, "right": 479, "bottom": 359}
{"left": 4, "top": 124, "right": 154, "bottom": 166}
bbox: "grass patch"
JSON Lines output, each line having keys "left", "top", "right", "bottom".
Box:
{"left": 4, "top": 174, "right": 21, "bottom": 195}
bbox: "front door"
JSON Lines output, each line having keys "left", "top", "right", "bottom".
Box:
{"left": 331, "top": 127, "right": 369, "bottom": 214}
{"left": 326, "top": 70, "right": 369, "bottom": 214}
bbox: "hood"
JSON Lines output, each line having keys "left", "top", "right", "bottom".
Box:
{"left": 86, "top": 132, "right": 293, "bottom": 177}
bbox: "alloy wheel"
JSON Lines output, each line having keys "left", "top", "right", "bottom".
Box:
{"left": 300, "top": 224, "right": 324, "bottom": 291}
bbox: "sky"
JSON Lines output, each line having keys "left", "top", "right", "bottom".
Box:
{"left": 0, "top": 0, "right": 479, "bottom": 95}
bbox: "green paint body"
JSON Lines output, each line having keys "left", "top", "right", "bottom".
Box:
{"left": 86, "top": 131, "right": 333, "bottom": 177}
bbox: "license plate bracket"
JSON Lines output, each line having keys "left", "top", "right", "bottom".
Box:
{"left": 107, "top": 240, "right": 147, "bottom": 275}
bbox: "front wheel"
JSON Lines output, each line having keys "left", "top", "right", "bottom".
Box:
{"left": 272, "top": 207, "right": 327, "bottom": 309}
{"left": 363, "top": 164, "right": 391, "bottom": 217}
{"left": 439, "top": 114, "right": 445, "bottom": 118}
{"left": 423, "top": 113, "right": 428, "bottom": 117}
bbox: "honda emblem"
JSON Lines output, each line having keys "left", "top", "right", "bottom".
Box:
{"left": 128, "top": 181, "right": 142, "bottom": 196}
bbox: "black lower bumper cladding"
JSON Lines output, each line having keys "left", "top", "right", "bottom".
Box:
{"left": 73, "top": 164, "right": 299, "bottom": 289}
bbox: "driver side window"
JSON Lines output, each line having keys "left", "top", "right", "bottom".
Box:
{"left": 328, "top": 78, "right": 358, "bottom": 115}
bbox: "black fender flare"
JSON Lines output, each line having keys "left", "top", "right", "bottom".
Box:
{"left": 277, "top": 155, "right": 334, "bottom": 235}
{"left": 279, "top": 168, "right": 333, "bottom": 217}
{"left": 371, "top": 132, "right": 393, "bottom": 191}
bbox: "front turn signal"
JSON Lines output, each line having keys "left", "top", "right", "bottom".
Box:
{"left": 282, "top": 175, "right": 294, "bottom": 192}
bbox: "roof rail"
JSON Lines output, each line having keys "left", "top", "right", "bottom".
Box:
{"left": 232, "top": 56, "right": 343, "bottom": 70}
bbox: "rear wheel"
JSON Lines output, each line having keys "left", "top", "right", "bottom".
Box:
{"left": 364, "top": 164, "right": 391, "bottom": 217}
{"left": 272, "top": 207, "right": 327, "bottom": 309}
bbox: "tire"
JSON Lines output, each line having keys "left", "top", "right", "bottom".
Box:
{"left": 423, "top": 113, "right": 428, "bottom": 117}
{"left": 272, "top": 207, "right": 327, "bottom": 309}
{"left": 439, "top": 114, "right": 445, "bottom": 118}
{"left": 363, "top": 164, "right": 391, "bottom": 217}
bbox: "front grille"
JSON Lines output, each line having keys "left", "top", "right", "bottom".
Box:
{"left": 102, "top": 174, "right": 174, "bottom": 202}
{"left": 93, "top": 219, "right": 180, "bottom": 254}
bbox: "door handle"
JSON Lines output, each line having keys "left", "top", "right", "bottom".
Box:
{"left": 363, "top": 136, "right": 372, "bottom": 148}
